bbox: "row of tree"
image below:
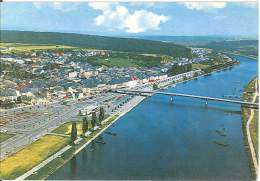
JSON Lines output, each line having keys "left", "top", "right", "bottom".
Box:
{"left": 70, "top": 107, "right": 105, "bottom": 144}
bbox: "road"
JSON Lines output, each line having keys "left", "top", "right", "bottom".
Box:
{"left": 0, "top": 87, "right": 148, "bottom": 160}
{"left": 0, "top": 93, "right": 120, "bottom": 160}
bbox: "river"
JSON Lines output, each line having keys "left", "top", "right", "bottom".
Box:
{"left": 49, "top": 55, "right": 257, "bottom": 180}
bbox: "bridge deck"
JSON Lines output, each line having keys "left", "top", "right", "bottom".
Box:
{"left": 113, "top": 89, "right": 259, "bottom": 107}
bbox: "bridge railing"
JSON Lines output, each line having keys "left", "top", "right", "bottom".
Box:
{"left": 112, "top": 89, "right": 259, "bottom": 109}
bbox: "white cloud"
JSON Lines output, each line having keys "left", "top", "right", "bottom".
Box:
{"left": 180, "top": 2, "right": 258, "bottom": 11}
{"left": 32, "top": 2, "right": 79, "bottom": 12}
{"left": 125, "top": 10, "right": 169, "bottom": 33}
{"left": 88, "top": 2, "right": 169, "bottom": 33}
{"left": 180, "top": 2, "right": 227, "bottom": 11}
{"left": 88, "top": 2, "right": 114, "bottom": 11}
{"left": 237, "top": 2, "right": 258, "bottom": 8}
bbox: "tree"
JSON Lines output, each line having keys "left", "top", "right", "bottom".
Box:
{"left": 99, "top": 107, "right": 105, "bottom": 124}
{"left": 82, "top": 117, "right": 88, "bottom": 135}
{"left": 91, "top": 111, "right": 97, "bottom": 128}
{"left": 0, "top": 100, "right": 3, "bottom": 107}
{"left": 167, "top": 63, "right": 192, "bottom": 76}
{"left": 153, "top": 84, "right": 158, "bottom": 90}
{"left": 70, "top": 122, "right": 77, "bottom": 144}
{"left": 2, "top": 99, "right": 15, "bottom": 109}
{"left": 16, "top": 96, "right": 22, "bottom": 103}
{"left": 183, "top": 76, "right": 188, "bottom": 80}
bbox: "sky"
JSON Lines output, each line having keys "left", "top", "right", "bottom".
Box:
{"left": 0, "top": 2, "right": 258, "bottom": 37}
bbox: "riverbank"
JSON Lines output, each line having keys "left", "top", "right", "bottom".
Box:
{"left": 241, "top": 78, "right": 258, "bottom": 178}
{"left": 201, "top": 60, "right": 239, "bottom": 74}
{"left": 222, "top": 51, "right": 258, "bottom": 60}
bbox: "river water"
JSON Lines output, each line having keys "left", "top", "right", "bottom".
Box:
{"left": 49, "top": 55, "right": 257, "bottom": 180}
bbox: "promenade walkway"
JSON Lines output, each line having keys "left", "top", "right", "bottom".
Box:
{"left": 47, "top": 133, "right": 70, "bottom": 137}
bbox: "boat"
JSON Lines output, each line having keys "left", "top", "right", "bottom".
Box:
{"left": 95, "top": 140, "right": 106, "bottom": 144}
{"left": 105, "top": 131, "right": 117, "bottom": 136}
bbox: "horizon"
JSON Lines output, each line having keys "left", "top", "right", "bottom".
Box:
{"left": 0, "top": 29, "right": 258, "bottom": 40}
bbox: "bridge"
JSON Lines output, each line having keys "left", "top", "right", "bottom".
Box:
{"left": 112, "top": 89, "right": 259, "bottom": 109}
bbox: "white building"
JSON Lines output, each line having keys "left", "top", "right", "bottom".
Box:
{"left": 124, "top": 80, "right": 137, "bottom": 88}
{"left": 80, "top": 71, "right": 93, "bottom": 79}
{"left": 79, "top": 105, "right": 98, "bottom": 115}
{"left": 68, "top": 71, "right": 78, "bottom": 78}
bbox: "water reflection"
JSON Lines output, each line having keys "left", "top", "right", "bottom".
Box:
{"left": 81, "top": 149, "right": 87, "bottom": 167}
{"left": 70, "top": 157, "right": 77, "bottom": 177}
{"left": 89, "top": 141, "right": 96, "bottom": 152}
{"left": 150, "top": 98, "right": 241, "bottom": 114}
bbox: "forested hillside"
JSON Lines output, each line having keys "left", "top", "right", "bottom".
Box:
{"left": 0, "top": 31, "right": 191, "bottom": 58}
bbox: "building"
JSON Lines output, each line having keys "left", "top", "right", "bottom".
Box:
{"left": 124, "top": 80, "right": 137, "bottom": 88}
{"left": 68, "top": 71, "right": 78, "bottom": 79}
{"left": 80, "top": 71, "right": 93, "bottom": 79}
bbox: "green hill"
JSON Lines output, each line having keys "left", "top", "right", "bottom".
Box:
{"left": 204, "top": 40, "right": 258, "bottom": 58}
{"left": 0, "top": 30, "right": 191, "bottom": 58}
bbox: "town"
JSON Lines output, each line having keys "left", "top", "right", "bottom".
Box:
{"left": 0, "top": 45, "right": 230, "bottom": 110}
{"left": 0, "top": 41, "right": 240, "bottom": 180}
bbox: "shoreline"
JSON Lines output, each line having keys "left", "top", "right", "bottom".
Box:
{"left": 223, "top": 52, "right": 258, "bottom": 60}
{"left": 9, "top": 60, "right": 239, "bottom": 180}
{"left": 241, "top": 78, "right": 258, "bottom": 179}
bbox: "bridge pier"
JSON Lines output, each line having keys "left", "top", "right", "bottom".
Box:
{"left": 205, "top": 99, "right": 208, "bottom": 106}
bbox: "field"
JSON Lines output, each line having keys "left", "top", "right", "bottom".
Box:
{"left": 192, "top": 63, "right": 209, "bottom": 70}
{"left": 52, "top": 120, "right": 96, "bottom": 136}
{"left": 242, "top": 78, "right": 258, "bottom": 157}
{"left": 52, "top": 121, "right": 85, "bottom": 136}
{"left": 26, "top": 114, "right": 119, "bottom": 180}
{"left": 1, "top": 42, "right": 172, "bottom": 68}
{"left": 0, "top": 135, "right": 69, "bottom": 179}
{"left": 86, "top": 53, "right": 171, "bottom": 67}
{"left": 222, "top": 50, "right": 258, "bottom": 60}
{"left": 0, "top": 133, "right": 15, "bottom": 143}
{"left": 245, "top": 79, "right": 258, "bottom": 155}
{"left": 87, "top": 57, "right": 138, "bottom": 67}
{"left": 251, "top": 109, "right": 258, "bottom": 156}
{"left": 0, "top": 42, "right": 75, "bottom": 52}
{"left": 52, "top": 114, "right": 110, "bottom": 136}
